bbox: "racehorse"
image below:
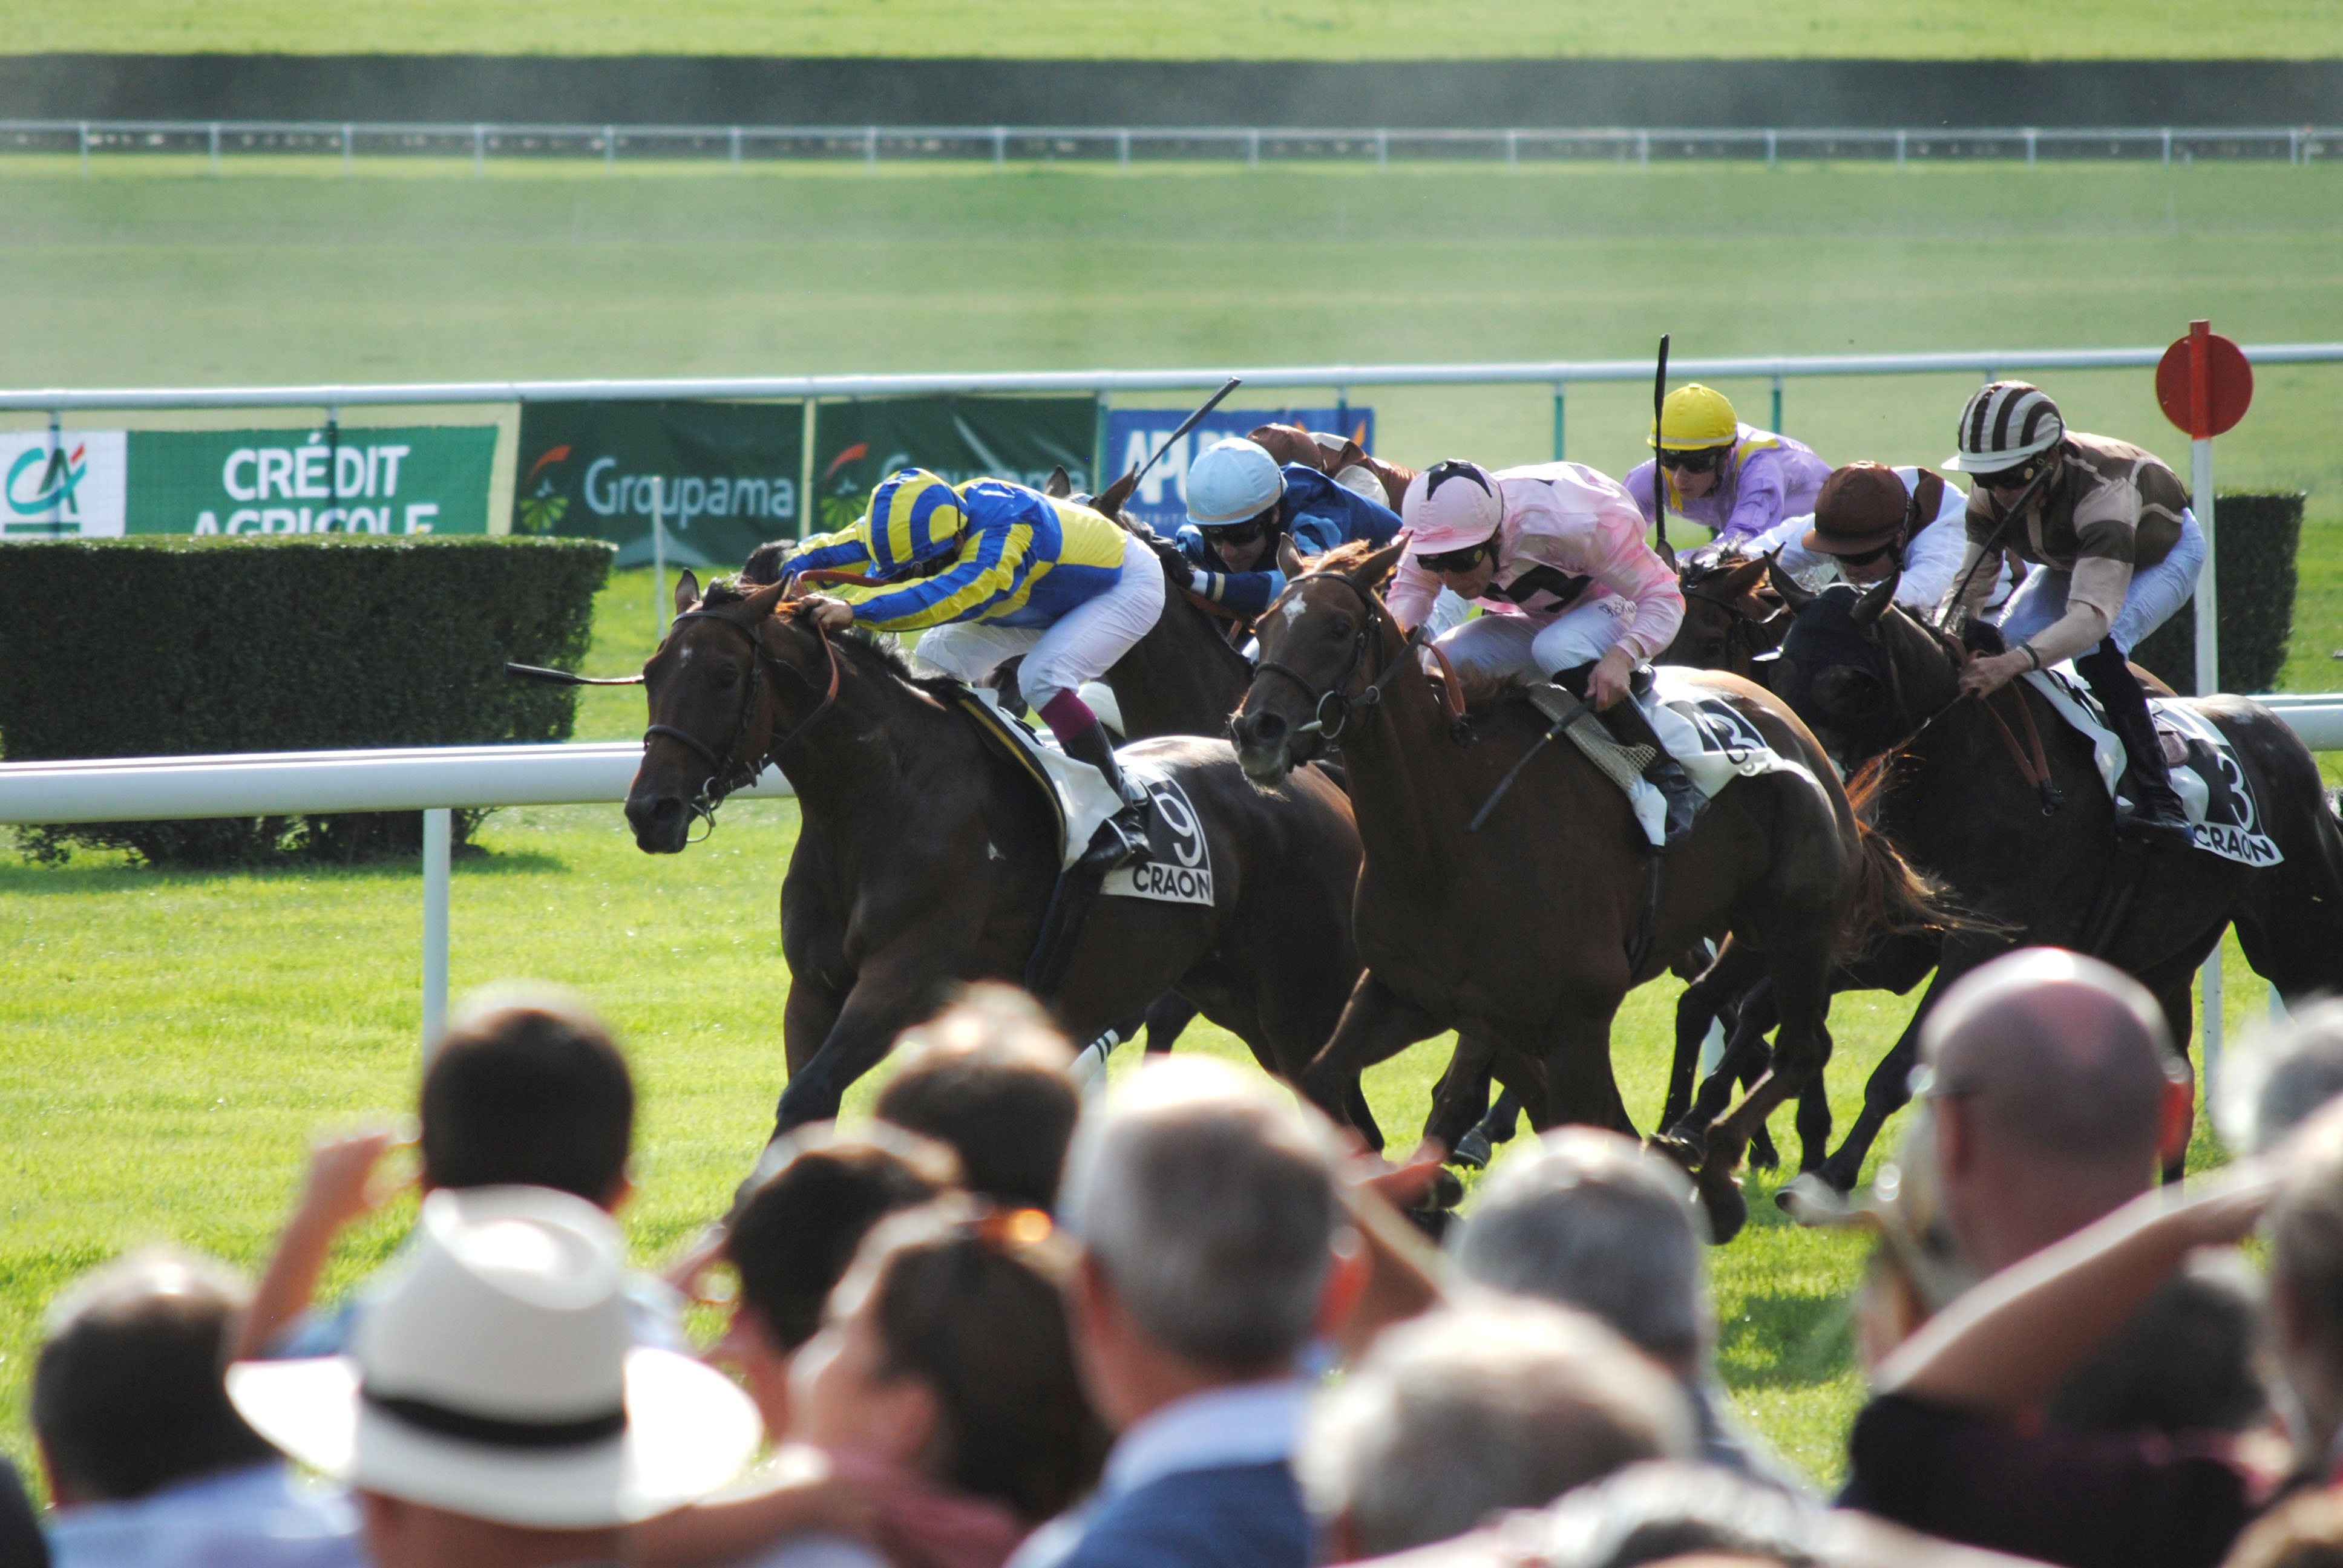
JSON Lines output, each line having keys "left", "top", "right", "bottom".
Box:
{"left": 1229, "top": 538, "right": 1941, "bottom": 1240}
{"left": 1657, "top": 549, "right": 1786, "bottom": 679}
{"left": 623, "top": 572, "right": 1367, "bottom": 1140}
{"left": 1765, "top": 565, "right": 2343, "bottom": 1198}
{"left": 1248, "top": 423, "right": 1416, "bottom": 511}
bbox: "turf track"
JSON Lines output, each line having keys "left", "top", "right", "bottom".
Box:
{"left": 0, "top": 157, "right": 2336, "bottom": 1488}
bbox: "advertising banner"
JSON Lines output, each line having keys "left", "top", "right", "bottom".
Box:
{"left": 809, "top": 396, "right": 1096, "bottom": 537}
{"left": 1104, "top": 406, "right": 1374, "bottom": 534}
{"left": 514, "top": 400, "right": 802, "bottom": 570}
{"left": 124, "top": 426, "right": 498, "bottom": 537}
{"left": 1, "top": 430, "right": 128, "bottom": 538}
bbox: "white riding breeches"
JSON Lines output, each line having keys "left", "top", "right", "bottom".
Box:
{"left": 1427, "top": 593, "right": 1638, "bottom": 685}
{"left": 1995, "top": 508, "right": 2206, "bottom": 656}
{"left": 910, "top": 531, "right": 1167, "bottom": 708}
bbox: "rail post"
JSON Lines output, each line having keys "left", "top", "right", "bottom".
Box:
{"left": 1765, "top": 129, "right": 1777, "bottom": 168}
{"left": 605, "top": 125, "right": 615, "bottom": 172}
{"left": 2163, "top": 127, "right": 2174, "bottom": 165}
{"left": 1117, "top": 128, "right": 1130, "bottom": 169}
{"left": 1506, "top": 129, "right": 1518, "bottom": 169}
{"left": 993, "top": 125, "right": 1005, "bottom": 168}
{"left": 1248, "top": 128, "right": 1260, "bottom": 168}
{"left": 1896, "top": 129, "right": 1906, "bottom": 169}
{"left": 343, "top": 122, "right": 354, "bottom": 174}
{"left": 1638, "top": 130, "right": 1650, "bottom": 168}
{"left": 1552, "top": 382, "right": 1567, "bottom": 461}
{"left": 865, "top": 126, "right": 878, "bottom": 170}
{"left": 208, "top": 121, "right": 220, "bottom": 175}
{"left": 1771, "top": 374, "right": 1784, "bottom": 434}
{"left": 422, "top": 807, "right": 450, "bottom": 1059}
{"left": 2024, "top": 127, "right": 2038, "bottom": 166}
{"left": 77, "top": 120, "right": 88, "bottom": 177}
{"left": 44, "top": 410, "right": 62, "bottom": 534}
{"left": 473, "top": 123, "right": 486, "bottom": 177}
{"left": 1375, "top": 128, "right": 1388, "bottom": 169}
{"left": 730, "top": 126, "right": 742, "bottom": 168}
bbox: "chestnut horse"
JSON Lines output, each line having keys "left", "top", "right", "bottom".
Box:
{"left": 1230, "top": 540, "right": 1936, "bottom": 1239}
{"left": 624, "top": 573, "right": 1366, "bottom": 1139}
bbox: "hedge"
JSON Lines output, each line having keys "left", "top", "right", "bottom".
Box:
{"left": 0, "top": 535, "right": 614, "bottom": 866}
{"left": 2130, "top": 492, "right": 2303, "bottom": 697}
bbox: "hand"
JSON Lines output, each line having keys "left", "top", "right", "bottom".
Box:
{"left": 296, "top": 1128, "right": 404, "bottom": 1233}
{"left": 1147, "top": 533, "right": 1196, "bottom": 590}
{"left": 2172, "top": 1159, "right": 2279, "bottom": 1250}
{"left": 1587, "top": 647, "right": 1637, "bottom": 710}
{"left": 799, "top": 594, "right": 854, "bottom": 633}
{"left": 1959, "top": 648, "right": 2033, "bottom": 700}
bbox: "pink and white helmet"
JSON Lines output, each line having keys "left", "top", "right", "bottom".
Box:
{"left": 1400, "top": 460, "right": 1504, "bottom": 555}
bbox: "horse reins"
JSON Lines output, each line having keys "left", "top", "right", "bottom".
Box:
{"left": 1828, "top": 609, "right": 2063, "bottom": 817}
{"left": 644, "top": 603, "right": 842, "bottom": 838}
{"left": 1253, "top": 569, "right": 1471, "bottom": 745}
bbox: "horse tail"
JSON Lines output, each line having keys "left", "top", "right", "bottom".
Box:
{"left": 1833, "top": 755, "right": 1999, "bottom": 962}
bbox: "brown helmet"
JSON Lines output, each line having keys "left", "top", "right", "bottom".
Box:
{"left": 1801, "top": 462, "right": 1944, "bottom": 558}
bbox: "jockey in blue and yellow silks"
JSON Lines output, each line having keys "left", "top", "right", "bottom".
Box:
{"left": 793, "top": 469, "right": 1164, "bottom": 803}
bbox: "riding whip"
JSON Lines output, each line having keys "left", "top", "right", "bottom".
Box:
{"left": 506, "top": 662, "right": 644, "bottom": 686}
{"left": 1647, "top": 335, "right": 1682, "bottom": 572}
{"left": 1127, "top": 376, "right": 1243, "bottom": 492}
{"left": 1930, "top": 459, "right": 2057, "bottom": 632}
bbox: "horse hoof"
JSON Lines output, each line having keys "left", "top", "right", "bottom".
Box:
{"left": 1428, "top": 1168, "right": 1466, "bottom": 1210}
{"left": 1646, "top": 1130, "right": 1703, "bottom": 1173}
{"left": 1748, "top": 1134, "right": 1781, "bottom": 1172}
{"left": 1451, "top": 1128, "right": 1494, "bottom": 1170}
{"left": 1697, "top": 1166, "right": 1749, "bottom": 1244}
{"left": 1775, "top": 1172, "right": 1850, "bottom": 1227}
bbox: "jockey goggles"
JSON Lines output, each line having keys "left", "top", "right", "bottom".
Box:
{"left": 1416, "top": 537, "right": 1496, "bottom": 575}
{"left": 1656, "top": 444, "right": 1732, "bottom": 474}
{"left": 1198, "top": 514, "right": 1273, "bottom": 546}
{"left": 1975, "top": 452, "right": 2054, "bottom": 493}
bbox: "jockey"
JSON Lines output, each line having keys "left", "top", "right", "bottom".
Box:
{"left": 1625, "top": 384, "right": 1833, "bottom": 550}
{"left": 1751, "top": 462, "right": 2014, "bottom": 613}
{"left": 1944, "top": 382, "right": 2204, "bottom": 848}
{"left": 793, "top": 469, "right": 1163, "bottom": 807}
{"left": 1389, "top": 460, "right": 1702, "bottom": 843}
{"left": 1156, "top": 436, "right": 1403, "bottom": 617}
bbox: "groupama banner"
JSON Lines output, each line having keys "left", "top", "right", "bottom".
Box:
{"left": 808, "top": 396, "right": 1095, "bottom": 538}
{"left": 514, "top": 400, "right": 804, "bottom": 570}
{"left": 1103, "top": 406, "right": 1375, "bottom": 534}
{"left": 123, "top": 426, "right": 499, "bottom": 536}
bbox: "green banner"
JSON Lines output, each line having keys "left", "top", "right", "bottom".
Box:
{"left": 514, "top": 400, "right": 804, "bottom": 570}
{"left": 810, "top": 396, "right": 1095, "bottom": 537}
{"left": 125, "top": 426, "right": 498, "bottom": 536}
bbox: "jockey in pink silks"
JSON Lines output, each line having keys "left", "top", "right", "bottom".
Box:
{"left": 1389, "top": 459, "right": 1700, "bottom": 844}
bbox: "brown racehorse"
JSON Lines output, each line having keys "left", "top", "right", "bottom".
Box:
{"left": 624, "top": 573, "right": 1366, "bottom": 1140}
{"left": 1230, "top": 539, "right": 1938, "bottom": 1239}
{"left": 1766, "top": 567, "right": 2343, "bottom": 1201}
{"left": 1249, "top": 423, "right": 1416, "bottom": 511}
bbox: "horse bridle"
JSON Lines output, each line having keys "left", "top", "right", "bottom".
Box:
{"left": 644, "top": 605, "right": 842, "bottom": 838}
{"left": 1680, "top": 579, "right": 1780, "bottom": 667}
{"left": 1253, "top": 569, "right": 1470, "bottom": 746}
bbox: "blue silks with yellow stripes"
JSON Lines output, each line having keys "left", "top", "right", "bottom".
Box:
{"left": 793, "top": 470, "right": 1132, "bottom": 631}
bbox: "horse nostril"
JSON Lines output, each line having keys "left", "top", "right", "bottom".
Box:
{"left": 650, "top": 798, "right": 682, "bottom": 826}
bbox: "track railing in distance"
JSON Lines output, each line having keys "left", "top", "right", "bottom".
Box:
{"left": 5, "top": 119, "right": 2337, "bottom": 173}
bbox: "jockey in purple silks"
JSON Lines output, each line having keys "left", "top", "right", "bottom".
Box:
{"left": 1624, "top": 384, "right": 1833, "bottom": 551}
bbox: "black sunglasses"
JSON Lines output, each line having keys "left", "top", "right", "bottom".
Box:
{"left": 1200, "top": 518, "right": 1268, "bottom": 546}
{"left": 1417, "top": 539, "right": 1493, "bottom": 575}
{"left": 1657, "top": 445, "right": 1731, "bottom": 474}
{"left": 1977, "top": 457, "right": 2048, "bottom": 492}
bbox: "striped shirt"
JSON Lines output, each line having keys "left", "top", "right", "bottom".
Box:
{"left": 794, "top": 479, "right": 1133, "bottom": 631}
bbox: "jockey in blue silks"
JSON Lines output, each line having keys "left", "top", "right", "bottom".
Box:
{"left": 1152, "top": 437, "right": 1403, "bottom": 617}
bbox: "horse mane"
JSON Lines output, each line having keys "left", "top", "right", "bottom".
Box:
{"left": 695, "top": 578, "right": 965, "bottom": 699}
{"left": 1679, "top": 546, "right": 1768, "bottom": 592}
{"left": 1310, "top": 538, "right": 1394, "bottom": 580}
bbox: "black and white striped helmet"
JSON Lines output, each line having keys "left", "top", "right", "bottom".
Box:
{"left": 1945, "top": 381, "right": 2065, "bottom": 474}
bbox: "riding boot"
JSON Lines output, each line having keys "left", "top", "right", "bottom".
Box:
{"left": 1548, "top": 661, "right": 1702, "bottom": 848}
{"left": 2076, "top": 639, "right": 2194, "bottom": 851}
{"left": 1057, "top": 719, "right": 1150, "bottom": 866}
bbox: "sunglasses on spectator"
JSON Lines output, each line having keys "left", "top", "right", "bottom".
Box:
{"left": 1657, "top": 445, "right": 1731, "bottom": 474}
{"left": 1417, "top": 539, "right": 1494, "bottom": 575}
{"left": 1200, "top": 518, "right": 1269, "bottom": 546}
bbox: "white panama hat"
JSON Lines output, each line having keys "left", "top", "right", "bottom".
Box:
{"left": 228, "top": 1186, "right": 761, "bottom": 1530}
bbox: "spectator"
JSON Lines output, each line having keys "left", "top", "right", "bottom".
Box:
{"left": 1026, "top": 1057, "right": 1366, "bottom": 1568}
{"left": 782, "top": 1200, "right": 1113, "bottom": 1568}
{"left": 876, "top": 986, "right": 1081, "bottom": 1209}
{"left": 1298, "top": 1299, "right": 1693, "bottom": 1560}
{"left": 2268, "top": 1103, "right": 2343, "bottom": 1488}
{"left": 233, "top": 983, "right": 677, "bottom": 1361}
{"left": 0, "top": 1460, "right": 41, "bottom": 1568}
{"left": 36, "top": 1248, "right": 359, "bottom": 1568}
{"left": 2224, "top": 1489, "right": 2343, "bottom": 1568}
{"left": 1449, "top": 1128, "right": 1796, "bottom": 1485}
{"left": 227, "top": 1186, "right": 760, "bottom": 1568}
{"left": 2220, "top": 999, "right": 2343, "bottom": 1154}
{"left": 2046, "top": 1252, "right": 2270, "bottom": 1439}
{"left": 1532, "top": 1462, "right": 1823, "bottom": 1568}
{"left": 1842, "top": 1068, "right": 2292, "bottom": 1568}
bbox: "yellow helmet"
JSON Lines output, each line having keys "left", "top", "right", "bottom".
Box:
{"left": 1648, "top": 384, "right": 1738, "bottom": 451}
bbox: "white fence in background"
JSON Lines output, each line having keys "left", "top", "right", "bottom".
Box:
{"left": 4, "top": 119, "right": 2337, "bottom": 175}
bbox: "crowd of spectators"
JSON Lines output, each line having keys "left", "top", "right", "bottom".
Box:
{"left": 17, "top": 954, "right": 2343, "bottom": 1568}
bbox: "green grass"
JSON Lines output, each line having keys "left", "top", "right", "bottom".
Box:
{"left": 3, "top": 0, "right": 2336, "bottom": 59}
{"left": 1, "top": 157, "right": 2337, "bottom": 1497}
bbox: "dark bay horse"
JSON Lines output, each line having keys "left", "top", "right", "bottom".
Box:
{"left": 1229, "top": 540, "right": 1933, "bottom": 1239}
{"left": 1766, "top": 567, "right": 2343, "bottom": 1198}
{"left": 623, "top": 573, "right": 1366, "bottom": 1138}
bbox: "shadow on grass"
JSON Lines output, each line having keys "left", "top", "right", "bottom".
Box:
{"left": 1715, "top": 1284, "right": 1858, "bottom": 1394}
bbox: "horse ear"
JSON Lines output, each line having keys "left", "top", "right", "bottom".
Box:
{"left": 1721, "top": 554, "right": 1773, "bottom": 598}
{"left": 1849, "top": 568, "right": 1901, "bottom": 628}
{"left": 1043, "top": 465, "right": 1072, "bottom": 499}
{"left": 1764, "top": 551, "right": 1816, "bottom": 610}
{"left": 1276, "top": 533, "right": 1306, "bottom": 581}
{"left": 1353, "top": 539, "right": 1407, "bottom": 592}
{"left": 1094, "top": 468, "right": 1138, "bottom": 520}
{"left": 674, "top": 570, "right": 701, "bottom": 615}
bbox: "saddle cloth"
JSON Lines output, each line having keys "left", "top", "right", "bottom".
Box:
{"left": 2020, "top": 668, "right": 2283, "bottom": 867}
{"left": 1554, "top": 670, "right": 1820, "bottom": 849}
{"left": 954, "top": 690, "right": 1216, "bottom": 903}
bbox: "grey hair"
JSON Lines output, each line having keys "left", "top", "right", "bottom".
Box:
{"left": 1450, "top": 1128, "right": 1708, "bottom": 1366}
{"left": 1532, "top": 1460, "right": 1822, "bottom": 1568}
{"left": 2271, "top": 1111, "right": 2343, "bottom": 1383}
{"left": 1298, "top": 1301, "right": 1694, "bottom": 1558}
{"left": 2214, "top": 998, "right": 2343, "bottom": 1154}
{"left": 1058, "top": 1057, "right": 1343, "bottom": 1373}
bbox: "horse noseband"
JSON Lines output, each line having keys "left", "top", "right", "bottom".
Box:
{"left": 644, "top": 608, "right": 839, "bottom": 840}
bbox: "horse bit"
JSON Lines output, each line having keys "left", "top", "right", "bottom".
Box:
{"left": 1253, "top": 570, "right": 1472, "bottom": 746}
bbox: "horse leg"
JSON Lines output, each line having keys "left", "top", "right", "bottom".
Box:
{"left": 772, "top": 954, "right": 949, "bottom": 1135}
{"left": 1664, "top": 939, "right": 1766, "bottom": 1129}
{"left": 1141, "top": 991, "right": 1200, "bottom": 1054}
{"left": 1792, "top": 1071, "right": 1834, "bottom": 1175}
{"left": 1666, "top": 982, "right": 1777, "bottom": 1148}
{"left": 1423, "top": 1033, "right": 1501, "bottom": 1160}
{"left": 1700, "top": 948, "right": 1833, "bottom": 1246}
{"left": 1536, "top": 1008, "right": 1636, "bottom": 1138}
{"left": 783, "top": 974, "right": 845, "bottom": 1081}
{"left": 1809, "top": 951, "right": 1995, "bottom": 1195}
{"left": 1299, "top": 972, "right": 1446, "bottom": 1137}
{"left": 2155, "top": 976, "right": 2198, "bottom": 1186}
{"left": 1454, "top": 1082, "right": 1524, "bottom": 1170}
